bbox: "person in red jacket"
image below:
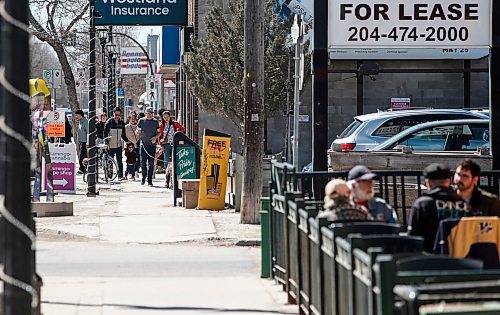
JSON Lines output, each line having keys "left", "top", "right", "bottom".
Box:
{"left": 159, "top": 111, "right": 185, "bottom": 162}
{"left": 159, "top": 111, "right": 185, "bottom": 188}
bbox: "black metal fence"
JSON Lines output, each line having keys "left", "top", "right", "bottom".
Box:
{"left": 269, "top": 161, "right": 500, "bottom": 315}
{"left": 272, "top": 161, "right": 500, "bottom": 228}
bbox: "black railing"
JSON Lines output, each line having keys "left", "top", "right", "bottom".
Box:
{"left": 272, "top": 161, "right": 500, "bottom": 229}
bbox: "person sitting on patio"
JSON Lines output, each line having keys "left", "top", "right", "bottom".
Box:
{"left": 347, "top": 165, "right": 397, "bottom": 223}
{"left": 318, "top": 178, "right": 373, "bottom": 222}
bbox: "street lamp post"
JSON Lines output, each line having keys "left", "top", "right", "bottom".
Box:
{"left": 106, "top": 43, "right": 117, "bottom": 114}
{"left": 87, "top": 0, "right": 98, "bottom": 197}
{"left": 290, "top": 14, "right": 303, "bottom": 171}
{"left": 97, "top": 28, "right": 108, "bottom": 115}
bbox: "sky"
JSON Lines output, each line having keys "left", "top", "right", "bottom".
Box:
{"left": 136, "top": 26, "right": 163, "bottom": 46}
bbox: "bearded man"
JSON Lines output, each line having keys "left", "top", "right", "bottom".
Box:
{"left": 454, "top": 159, "right": 500, "bottom": 216}
{"left": 347, "top": 165, "right": 397, "bottom": 223}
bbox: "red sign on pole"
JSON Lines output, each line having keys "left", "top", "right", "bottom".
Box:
{"left": 390, "top": 98, "right": 411, "bottom": 109}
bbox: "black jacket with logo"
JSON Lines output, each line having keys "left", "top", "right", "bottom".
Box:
{"left": 408, "top": 186, "right": 470, "bottom": 252}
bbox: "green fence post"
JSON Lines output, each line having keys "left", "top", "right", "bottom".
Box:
{"left": 261, "top": 197, "right": 271, "bottom": 278}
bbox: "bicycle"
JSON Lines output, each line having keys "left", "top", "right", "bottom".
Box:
{"left": 83, "top": 138, "right": 118, "bottom": 183}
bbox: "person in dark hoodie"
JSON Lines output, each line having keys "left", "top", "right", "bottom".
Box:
{"left": 408, "top": 163, "right": 470, "bottom": 252}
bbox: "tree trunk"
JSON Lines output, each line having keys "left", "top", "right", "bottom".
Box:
{"left": 52, "top": 44, "right": 79, "bottom": 113}
{"left": 52, "top": 43, "right": 79, "bottom": 142}
{"left": 240, "top": 0, "right": 264, "bottom": 224}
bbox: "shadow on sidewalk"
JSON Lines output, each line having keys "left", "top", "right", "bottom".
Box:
{"left": 42, "top": 301, "right": 294, "bottom": 314}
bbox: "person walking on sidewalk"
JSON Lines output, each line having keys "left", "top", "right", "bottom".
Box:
{"left": 160, "top": 111, "right": 185, "bottom": 187}
{"left": 125, "top": 115, "right": 141, "bottom": 174}
{"left": 96, "top": 113, "right": 107, "bottom": 141}
{"left": 104, "top": 107, "right": 129, "bottom": 180}
{"left": 137, "top": 107, "right": 160, "bottom": 186}
{"left": 124, "top": 143, "right": 138, "bottom": 180}
{"left": 74, "top": 109, "right": 88, "bottom": 174}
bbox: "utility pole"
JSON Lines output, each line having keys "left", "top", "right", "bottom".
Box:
{"left": 2, "top": 0, "right": 34, "bottom": 313}
{"left": 491, "top": 0, "right": 500, "bottom": 169}
{"left": 312, "top": 0, "right": 328, "bottom": 195}
{"left": 240, "top": 0, "right": 264, "bottom": 224}
{"left": 87, "top": 0, "right": 98, "bottom": 196}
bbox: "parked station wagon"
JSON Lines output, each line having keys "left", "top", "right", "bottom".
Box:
{"left": 331, "top": 109, "right": 489, "bottom": 152}
{"left": 371, "top": 119, "right": 489, "bottom": 152}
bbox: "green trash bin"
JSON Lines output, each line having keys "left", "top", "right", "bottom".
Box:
{"left": 260, "top": 197, "right": 271, "bottom": 278}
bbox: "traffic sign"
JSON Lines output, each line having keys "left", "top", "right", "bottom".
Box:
{"left": 76, "top": 80, "right": 89, "bottom": 92}
{"left": 117, "top": 87, "right": 125, "bottom": 99}
{"left": 42, "top": 69, "right": 53, "bottom": 83}
{"left": 46, "top": 110, "right": 66, "bottom": 137}
{"left": 53, "top": 69, "right": 62, "bottom": 88}
{"left": 77, "top": 68, "right": 86, "bottom": 81}
{"left": 96, "top": 78, "right": 109, "bottom": 93}
{"left": 147, "top": 80, "right": 157, "bottom": 102}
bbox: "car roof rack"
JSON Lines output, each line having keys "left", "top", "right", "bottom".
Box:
{"left": 377, "top": 107, "right": 434, "bottom": 112}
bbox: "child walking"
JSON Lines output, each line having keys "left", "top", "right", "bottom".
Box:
{"left": 124, "top": 143, "right": 139, "bottom": 180}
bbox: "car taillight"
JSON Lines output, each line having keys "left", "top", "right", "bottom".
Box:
{"left": 341, "top": 143, "right": 356, "bottom": 151}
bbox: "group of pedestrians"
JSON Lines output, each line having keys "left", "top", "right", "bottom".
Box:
{"left": 320, "top": 159, "right": 500, "bottom": 254}
{"left": 73, "top": 106, "right": 184, "bottom": 187}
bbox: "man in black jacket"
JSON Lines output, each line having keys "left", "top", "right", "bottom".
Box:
{"left": 104, "top": 107, "right": 129, "bottom": 180}
{"left": 408, "top": 163, "right": 470, "bottom": 252}
{"left": 454, "top": 158, "right": 500, "bottom": 217}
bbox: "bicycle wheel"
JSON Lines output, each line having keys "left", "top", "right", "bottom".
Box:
{"left": 97, "top": 155, "right": 108, "bottom": 183}
{"left": 105, "top": 156, "right": 118, "bottom": 181}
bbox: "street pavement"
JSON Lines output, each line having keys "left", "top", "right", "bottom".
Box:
{"left": 36, "top": 173, "right": 295, "bottom": 314}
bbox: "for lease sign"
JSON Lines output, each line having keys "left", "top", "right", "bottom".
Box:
{"left": 329, "top": 0, "right": 491, "bottom": 48}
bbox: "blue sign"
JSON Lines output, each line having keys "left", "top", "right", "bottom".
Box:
{"left": 95, "top": 0, "right": 188, "bottom": 26}
{"left": 161, "top": 26, "right": 181, "bottom": 65}
{"left": 117, "top": 87, "right": 125, "bottom": 98}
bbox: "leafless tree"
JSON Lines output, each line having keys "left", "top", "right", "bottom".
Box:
{"left": 28, "top": 0, "right": 89, "bottom": 114}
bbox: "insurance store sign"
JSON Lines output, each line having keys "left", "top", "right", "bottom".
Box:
{"left": 95, "top": 0, "right": 188, "bottom": 26}
{"left": 328, "top": 0, "right": 491, "bottom": 59}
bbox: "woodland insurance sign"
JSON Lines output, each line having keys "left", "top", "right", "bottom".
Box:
{"left": 328, "top": 0, "right": 491, "bottom": 59}
{"left": 95, "top": 0, "right": 188, "bottom": 26}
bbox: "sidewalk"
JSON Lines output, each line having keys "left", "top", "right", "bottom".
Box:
{"left": 36, "top": 173, "right": 261, "bottom": 244}
{"left": 36, "top": 173, "right": 292, "bottom": 315}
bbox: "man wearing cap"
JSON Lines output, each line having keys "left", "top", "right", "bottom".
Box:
{"left": 136, "top": 107, "right": 160, "bottom": 186}
{"left": 318, "top": 178, "right": 373, "bottom": 222}
{"left": 408, "top": 163, "right": 469, "bottom": 252}
{"left": 348, "top": 165, "right": 397, "bottom": 223}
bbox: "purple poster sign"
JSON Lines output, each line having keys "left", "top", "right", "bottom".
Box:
{"left": 44, "top": 143, "right": 77, "bottom": 194}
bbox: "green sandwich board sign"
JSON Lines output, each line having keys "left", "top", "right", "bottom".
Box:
{"left": 175, "top": 146, "right": 197, "bottom": 180}
{"left": 95, "top": 0, "right": 188, "bottom": 26}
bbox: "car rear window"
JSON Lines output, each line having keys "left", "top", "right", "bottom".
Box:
{"left": 372, "top": 118, "right": 403, "bottom": 136}
{"left": 373, "top": 113, "right": 485, "bottom": 137}
{"left": 338, "top": 119, "right": 362, "bottom": 138}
